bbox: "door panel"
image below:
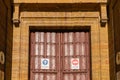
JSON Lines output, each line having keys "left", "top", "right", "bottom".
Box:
{"left": 30, "top": 31, "right": 90, "bottom": 80}
{"left": 33, "top": 73, "right": 57, "bottom": 80}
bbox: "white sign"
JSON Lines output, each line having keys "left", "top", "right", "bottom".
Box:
{"left": 41, "top": 58, "right": 49, "bottom": 69}
{"left": 71, "top": 58, "right": 79, "bottom": 69}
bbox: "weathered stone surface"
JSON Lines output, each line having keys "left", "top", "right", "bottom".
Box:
{"left": 12, "top": 2, "right": 110, "bottom": 79}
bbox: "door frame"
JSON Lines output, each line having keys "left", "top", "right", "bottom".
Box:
{"left": 11, "top": 12, "right": 110, "bottom": 80}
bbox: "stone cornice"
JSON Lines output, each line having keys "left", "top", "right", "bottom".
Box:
{"left": 13, "top": 3, "right": 108, "bottom": 27}
{"left": 14, "top": 0, "right": 107, "bottom": 4}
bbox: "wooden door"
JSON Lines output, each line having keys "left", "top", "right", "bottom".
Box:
{"left": 30, "top": 31, "right": 90, "bottom": 80}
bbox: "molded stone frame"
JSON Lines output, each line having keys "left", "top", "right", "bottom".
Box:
{"left": 12, "top": 12, "right": 110, "bottom": 80}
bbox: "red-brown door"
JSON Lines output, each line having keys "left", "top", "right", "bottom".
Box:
{"left": 30, "top": 31, "right": 90, "bottom": 80}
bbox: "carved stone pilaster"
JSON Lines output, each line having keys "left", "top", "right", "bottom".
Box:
{"left": 100, "top": 3, "right": 108, "bottom": 26}
{"left": 13, "top": 3, "right": 20, "bottom": 27}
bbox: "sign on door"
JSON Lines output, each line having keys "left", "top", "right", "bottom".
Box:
{"left": 41, "top": 58, "right": 49, "bottom": 69}
{"left": 71, "top": 58, "right": 79, "bottom": 69}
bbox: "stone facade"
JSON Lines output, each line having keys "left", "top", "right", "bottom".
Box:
{"left": 1, "top": 0, "right": 119, "bottom": 80}
{"left": 11, "top": 0, "right": 111, "bottom": 80}
{"left": 0, "top": 1, "right": 7, "bottom": 80}
{"left": 108, "top": 0, "right": 120, "bottom": 80}
{"left": 0, "top": 0, "right": 13, "bottom": 80}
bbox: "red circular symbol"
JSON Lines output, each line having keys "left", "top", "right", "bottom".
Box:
{"left": 72, "top": 59, "right": 79, "bottom": 65}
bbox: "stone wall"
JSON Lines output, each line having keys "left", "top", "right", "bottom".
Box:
{"left": 5, "top": 0, "right": 13, "bottom": 79}
{"left": 11, "top": 2, "right": 110, "bottom": 80}
{"left": 0, "top": 0, "right": 13, "bottom": 80}
{"left": 0, "top": 1, "right": 7, "bottom": 80}
{"left": 5, "top": 16, "right": 13, "bottom": 80}
{"left": 108, "top": 0, "right": 120, "bottom": 80}
{"left": 112, "top": 0, "right": 120, "bottom": 74}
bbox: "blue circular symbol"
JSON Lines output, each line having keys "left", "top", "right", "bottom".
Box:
{"left": 42, "top": 60, "right": 48, "bottom": 65}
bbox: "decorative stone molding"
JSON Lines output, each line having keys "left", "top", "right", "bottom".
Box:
{"left": 100, "top": 3, "right": 108, "bottom": 26}
{"left": 0, "top": 51, "right": 5, "bottom": 64}
{"left": 13, "top": 3, "right": 20, "bottom": 27}
{"left": 116, "top": 52, "right": 120, "bottom": 65}
{"left": 117, "top": 71, "right": 120, "bottom": 80}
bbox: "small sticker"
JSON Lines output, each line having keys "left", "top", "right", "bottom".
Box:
{"left": 41, "top": 58, "right": 49, "bottom": 69}
{"left": 71, "top": 58, "right": 79, "bottom": 69}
